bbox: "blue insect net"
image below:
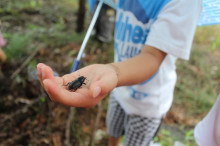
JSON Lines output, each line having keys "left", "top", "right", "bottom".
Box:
{"left": 198, "top": 0, "right": 220, "bottom": 26}
{"left": 88, "top": 0, "right": 220, "bottom": 26}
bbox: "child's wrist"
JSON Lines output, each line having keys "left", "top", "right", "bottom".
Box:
{"left": 107, "top": 63, "right": 120, "bottom": 87}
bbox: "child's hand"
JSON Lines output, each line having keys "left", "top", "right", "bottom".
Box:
{"left": 37, "top": 63, "right": 118, "bottom": 107}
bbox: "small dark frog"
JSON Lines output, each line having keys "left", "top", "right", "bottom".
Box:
{"left": 64, "top": 76, "right": 86, "bottom": 91}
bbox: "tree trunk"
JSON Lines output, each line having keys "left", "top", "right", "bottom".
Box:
{"left": 76, "top": 0, "right": 86, "bottom": 33}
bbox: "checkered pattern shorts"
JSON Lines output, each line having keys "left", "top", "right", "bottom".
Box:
{"left": 106, "top": 95, "right": 162, "bottom": 146}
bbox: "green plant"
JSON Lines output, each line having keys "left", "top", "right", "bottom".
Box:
{"left": 5, "top": 32, "right": 36, "bottom": 60}
{"left": 211, "top": 35, "right": 220, "bottom": 51}
{"left": 175, "top": 46, "right": 218, "bottom": 117}
{"left": 184, "top": 130, "right": 196, "bottom": 146}
{"left": 155, "top": 128, "right": 174, "bottom": 146}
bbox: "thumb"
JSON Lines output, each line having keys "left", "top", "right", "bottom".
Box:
{"left": 41, "top": 65, "right": 54, "bottom": 80}
{"left": 90, "top": 82, "right": 102, "bottom": 98}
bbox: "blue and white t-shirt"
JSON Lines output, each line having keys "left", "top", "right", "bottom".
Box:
{"left": 113, "top": 0, "right": 202, "bottom": 118}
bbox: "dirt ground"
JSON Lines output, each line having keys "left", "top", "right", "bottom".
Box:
{"left": 0, "top": 1, "right": 110, "bottom": 145}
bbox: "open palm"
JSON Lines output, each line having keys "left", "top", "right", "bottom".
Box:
{"left": 37, "top": 63, "right": 118, "bottom": 107}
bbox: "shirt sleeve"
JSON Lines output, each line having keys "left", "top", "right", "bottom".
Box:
{"left": 146, "top": 0, "right": 202, "bottom": 60}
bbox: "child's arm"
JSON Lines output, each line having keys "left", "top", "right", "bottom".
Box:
{"left": 37, "top": 45, "right": 166, "bottom": 107}
{"left": 110, "top": 45, "right": 166, "bottom": 87}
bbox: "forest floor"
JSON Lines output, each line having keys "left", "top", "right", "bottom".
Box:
{"left": 0, "top": 0, "right": 220, "bottom": 146}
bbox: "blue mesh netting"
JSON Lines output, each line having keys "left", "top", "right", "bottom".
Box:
{"left": 198, "top": 0, "right": 220, "bottom": 26}
{"left": 89, "top": 0, "right": 220, "bottom": 26}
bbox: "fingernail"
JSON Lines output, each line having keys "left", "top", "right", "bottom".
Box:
{"left": 93, "top": 86, "right": 101, "bottom": 98}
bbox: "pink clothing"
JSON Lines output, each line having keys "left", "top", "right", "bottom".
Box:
{"left": 0, "top": 32, "right": 6, "bottom": 47}
{"left": 194, "top": 94, "right": 220, "bottom": 146}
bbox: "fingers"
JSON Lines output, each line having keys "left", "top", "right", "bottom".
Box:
{"left": 37, "top": 63, "right": 44, "bottom": 87}
{"left": 90, "top": 70, "right": 118, "bottom": 99}
{"left": 36, "top": 63, "right": 111, "bottom": 107}
{"left": 41, "top": 64, "right": 54, "bottom": 80}
{"left": 43, "top": 78, "right": 66, "bottom": 102}
{"left": 37, "top": 63, "right": 54, "bottom": 81}
{"left": 43, "top": 78, "right": 99, "bottom": 107}
{"left": 37, "top": 63, "right": 58, "bottom": 101}
{"left": 91, "top": 85, "right": 102, "bottom": 98}
{"left": 89, "top": 79, "right": 102, "bottom": 98}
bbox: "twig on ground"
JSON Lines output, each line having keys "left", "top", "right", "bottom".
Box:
{"left": 65, "top": 107, "right": 75, "bottom": 146}
{"left": 1, "top": 97, "right": 41, "bottom": 124}
{"left": 10, "top": 46, "right": 42, "bottom": 79}
{"left": 91, "top": 101, "right": 103, "bottom": 146}
{"left": 0, "top": 132, "right": 29, "bottom": 145}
